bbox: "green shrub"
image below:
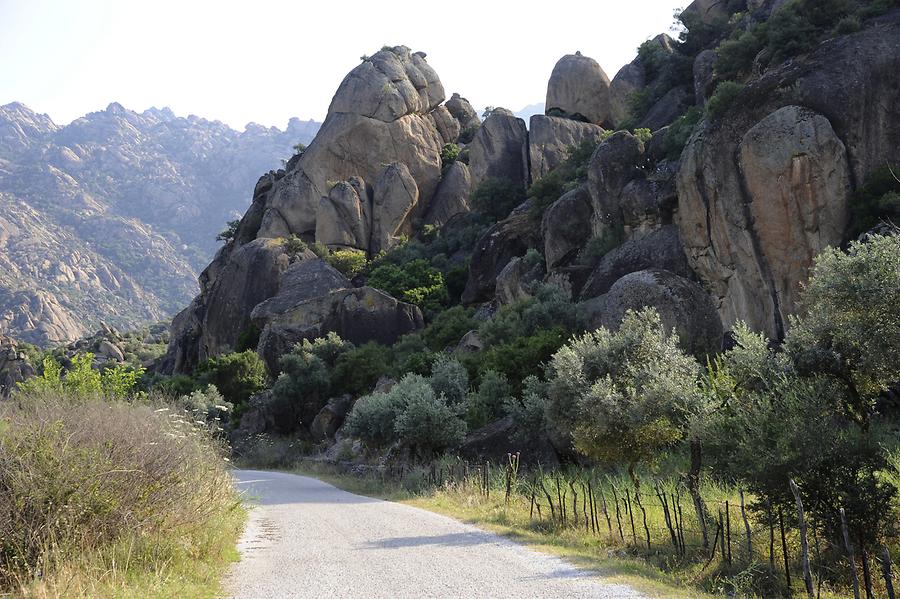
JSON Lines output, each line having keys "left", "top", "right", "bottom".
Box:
{"left": 478, "top": 326, "right": 568, "bottom": 393}
{"left": 470, "top": 178, "right": 527, "bottom": 221}
{"left": 848, "top": 165, "right": 900, "bottom": 237}
{"left": 283, "top": 234, "right": 308, "bottom": 258}
{"left": 786, "top": 233, "right": 900, "bottom": 426}
{"left": 465, "top": 369, "right": 512, "bottom": 429}
{"left": 235, "top": 324, "right": 261, "bottom": 352}
{"left": 577, "top": 226, "right": 624, "bottom": 266}
{"left": 394, "top": 390, "right": 466, "bottom": 456}
{"left": 270, "top": 349, "right": 331, "bottom": 432}
{"left": 326, "top": 248, "right": 367, "bottom": 278}
{"left": 423, "top": 306, "right": 476, "bottom": 350}
{"left": 331, "top": 342, "right": 393, "bottom": 397}
{"left": 215, "top": 219, "right": 240, "bottom": 243}
{"left": 391, "top": 333, "right": 437, "bottom": 377}
{"left": 195, "top": 351, "right": 267, "bottom": 417}
{"left": 367, "top": 259, "right": 448, "bottom": 313}
{"left": 632, "top": 128, "right": 653, "bottom": 145}
{"left": 705, "top": 81, "right": 745, "bottom": 120}
{"left": 18, "top": 354, "right": 143, "bottom": 399}
{"left": 835, "top": 14, "right": 861, "bottom": 34}
{"left": 440, "top": 143, "right": 460, "bottom": 167}
{"left": 545, "top": 308, "right": 701, "bottom": 481}
{"left": 528, "top": 138, "right": 599, "bottom": 220}
{"left": 662, "top": 106, "right": 703, "bottom": 161}
{"left": 310, "top": 241, "right": 330, "bottom": 258}
{"left": 344, "top": 390, "right": 407, "bottom": 446}
{"left": 429, "top": 354, "right": 469, "bottom": 405}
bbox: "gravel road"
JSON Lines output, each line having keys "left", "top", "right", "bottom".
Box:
{"left": 225, "top": 469, "right": 649, "bottom": 599}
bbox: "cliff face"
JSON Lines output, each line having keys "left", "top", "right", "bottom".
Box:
{"left": 0, "top": 102, "right": 319, "bottom": 345}
{"left": 164, "top": 5, "right": 900, "bottom": 374}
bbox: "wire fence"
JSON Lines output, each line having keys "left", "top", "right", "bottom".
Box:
{"left": 353, "top": 453, "right": 897, "bottom": 598}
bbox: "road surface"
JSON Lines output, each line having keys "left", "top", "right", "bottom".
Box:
{"left": 225, "top": 469, "right": 649, "bottom": 598}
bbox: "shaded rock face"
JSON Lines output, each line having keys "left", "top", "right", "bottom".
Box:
{"left": 467, "top": 110, "right": 529, "bottom": 191}
{"left": 424, "top": 162, "right": 471, "bottom": 227}
{"left": 445, "top": 93, "right": 481, "bottom": 132}
{"left": 462, "top": 202, "right": 541, "bottom": 304}
{"left": 677, "top": 18, "right": 900, "bottom": 338}
{"left": 545, "top": 53, "right": 611, "bottom": 126}
{"left": 250, "top": 259, "right": 350, "bottom": 323}
{"left": 371, "top": 163, "right": 420, "bottom": 255}
{"left": 257, "top": 46, "right": 446, "bottom": 251}
{"left": 586, "top": 131, "right": 646, "bottom": 231}
{"left": 495, "top": 256, "right": 544, "bottom": 306}
{"left": 457, "top": 416, "right": 560, "bottom": 469}
{"left": 579, "top": 226, "right": 694, "bottom": 301}
{"left": 310, "top": 394, "right": 353, "bottom": 442}
{"left": 609, "top": 63, "right": 645, "bottom": 129}
{"left": 582, "top": 269, "right": 723, "bottom": 358}
{"left": 638, "top": 85, "right": 693, "bottom": 132}
{"left": 256, "top": 287, "right": 424, "bottom": 372}
{"left": 315, "top": 177, "right": 371, "bottom": 249}
{"left": 693, "top": 50, "right": 717, "bottom": 106}
{"left": 0, "top": 336, "right": 34, "bottom": 397}
{"left": 528, "top": 115, "right": 605, "bottom": 181}
{"left": 542, "top": 186, "right": 594, "bottom": 269}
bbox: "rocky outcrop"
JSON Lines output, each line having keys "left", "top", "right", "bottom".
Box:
{"left": 310, "top": 394, "right": 354, "bottom": 442}
{"left": 586, "top": 131, "right": 646, "bottom": 231}
{"left": 370, "top": 163, "right": 420, "bottom": 255}
{"left": 0, "top": 336, "right": 34, "bottom": 397}
{"left": 256, "top": 47, "right": 446, "bottom": 250}
{"left": 495, "top": 256, "right": 543, "bottom": 306}
{"left": 250, "top": 259, "right": 350, "bottom": 323}
{"left": 581, "top": 269, "right": 722, "bottom": 357}
{"left": 693, "top": 50, "right": 717, "bottom": 105}
{"left": 315, "top": 177, "right": 371, "bottom": 249}
{"left": 256, "top": 287, "right": 424, "bottom": 372}
{"left": 467, "top": 109, "right": 529, "bottom": 191}
{"left": 579, "top": 226, "right": 694, "bottom": 301}
{"left": 676, "top": 17, "right": 900, "bottom": 338}
{"left": 528, "top": 115, "right": 605, "bottom": 181}
{"left": 424, "top": 162, "right": 471, "bottom": 227}
{"left": 638, "top": 86, "right": 693, "bottom": 132}
{"left": 462, "top": 202, "right": 541, "bottom": 304}
{"left": 445, "top": 93, "right": 481, "bottom": 134}
{"left": 542, "top": 186, "right": 593, "bottom": 269}
{"left": 545, "top": 53, "right": 611, "bottom": 126}
{"left": 609, "top": 63, "right": 645, "bottom": 129}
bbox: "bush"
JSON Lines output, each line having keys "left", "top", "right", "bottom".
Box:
{"left": 440, "top": 143, "right": 460, "bottom": 167}
{"left": 545, "top": 308, "right": 700, "bottom": 482}
{"left": 478, "top": 283, "right": 579, "bottom": 348}
{"left": 477, "top": 326, "right": 568, "bottom": 393}
{"left": 367, "top": 259, "right": 448, "bottom": 313}
{"left": 19, "top": 353, "right": 144, "bottom": 399}
{"left": 344, "top": 389, "right": 408, "bottom": 446}
{"left": 423, "top": 306, "right": 476, "bottom": 350}
{"left": 391, "top": 333, "right": 437, "bottom": 377}
{"left": 235, "top": 323, "right": 261, "bottom": 352}
{"left": 705, "top": 81, "right": 745, "bottom": 120}
{"left": 270, "top": 349, "right": 332, "bottom": 431}
{"left": 785, "top": 233, "right": 900, "bottom": 426}
{"left": 195, "top": 350, "right": 267, "bottom": 417}
{"left": 283, "top": 234, "right": 308, "bottom": 258}
{"left": 215, "top": 219, "right": 240, "bottom": 243}
{"left": 326, "top": 248, "right": 367, "bottom": 278}
{"left": 470, "top": 178, "right": 527, "bottom": 221}
{"left": 577, "top": 226, "right": 624, "bottom": 266}
{"left": 848, "top": 165, "right": 900, "bottom": 237}
{"left": 661, "top": 106, "right": 703, "bottom": 161}
{"left": 465, "top": 369, "right": 512, "bottom": 429}
{"left": 394, "top": 391, "right": 466, "bottom": 456}
{"left": 0, "top": 394, "right": 236, "bottom": 593}
{"left": 429, "top": 354, "right": 469, "bottom": 405}
{"left": 527, "top": 138, "right": 599, "bottom": 220}
{"left": 331, "top": 342, "right": 393, "bottom": 397}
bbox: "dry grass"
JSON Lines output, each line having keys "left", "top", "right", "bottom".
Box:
{"left": 0, "top": 392, "right": 243, "bottom": 598}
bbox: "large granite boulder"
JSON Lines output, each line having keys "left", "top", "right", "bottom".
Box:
{"left": 0, "top": 336, "right": 34, "bottom": 397}
{"left": 528, "top": 115, "right": 606, "bottom": 181}
{"left": 467, "top": 109, "right": 529, "bottom": 191}
{"left": 370, "top": 162, "right": 420, "bottom": 255}
{"left": 462, "top": 202, "right": 541, "bottom": 304}
{"left": 495, "top": 256, "right": 544, "bottom": 306}
{"left": 256, "top": 46, "right": 445, "bottom": 245}
{"left": 424, "top": 162, "right": 471, "bottom": 227}
{"left": 609, "top": 62, "right": 646, "bottom": 129}
{"left": 638, "top": 85, "right": 693, "bottom": 132}
{"left": 582, "top": 269, "right": 722, "bottom": 358}
{"left": 457, "top": 416, "right": 560, "bottom": 468}
{"left": 315, "top": 177, "right": 371, "bottom": 250}
{"left": 445, "top": 93, "right": 481, "bottom": 133}
{"left": 310, "top": 394, "right": 354, "bottom": 442}
{"left": 257, "top": 287, "right": 424, "bottom": 372}
{"left": 545, "top": 53, "right": 611, "bottom": 126}
{"left": 677, "top": 17, "right": 900, "bottom": 338}
{"left": 586, "top": 131, "right": 646, "bottom": 229}
{"left": 618, "top": 176, "right": 678, "bottom": 239}
{"left": 250, "top": 259, "right": 350, "bottom": 322}
{"left": 542, "top": 186, "right": 594, "bottom": 269}
{"left": 579, "top": 226, "right": 693, "bottom": 301}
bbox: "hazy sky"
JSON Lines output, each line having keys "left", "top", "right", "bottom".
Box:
{"left": 0, "top": 0, "right": 686, "bottom": 130}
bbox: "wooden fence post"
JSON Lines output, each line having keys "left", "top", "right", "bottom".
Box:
{"left": 882, "top": 546, "right": 896, "bottom": 599}
{"left": 861, "top": 548, "right": 874, "bottom": 599}
{"left": 674, "top": 490, "right": 686, "bottom": 556}
{"left": 719, "top": 510, "right": 727, "bottom": 564}
{"left": 790, "top": 479, "right": 814, "bottom": 598}
{"left": 635, "top": 491, "right": 651, "bottom": 552}
{"left": 611, "top": 484, "right": 625, "bottom": 541}
{"left": 779, "top": 508, "right": 791, "bottom": 590}
{"left": 655, "top": 482, "right": 678, "bottom": 552}
{"left": 768, "top": 501, "right": 776, "bottom": 573}
{"left": 725, "top": 500, "right": 733, "bottom": 566}
{"left": 740, "top": 489, "right": 752, "bottom": 558}
{"left": 624, "top": 492, "right": 637, "bottom": 545}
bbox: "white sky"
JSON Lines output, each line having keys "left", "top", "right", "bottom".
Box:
{"left": 0, "top": 0, "right": 686, "bottom": 130}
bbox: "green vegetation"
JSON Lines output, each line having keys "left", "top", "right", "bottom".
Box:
{"left": 527, "top": 138, "right": 599, "bottom": 220}
{"left": 440, "top": 142, "right": 460, "bottom": 168}
{"left": 367, "top": 259, "right": 449, "bottom": 313}
{"left": 283, "top": 234, "right": 308, "bottom": 258}
{"left": 19, "top": 353, "right": 144, "bottom": 399}
{"left": 216, "top": 219, "right": 240, "bottom": 243}
{"left": 326, "top": 248, "right": 367, "bottom": 278}
{"left": 0, "top": 392, "right": 241, "bottom": 598}
{"left": 705, "top": 81, "right": 745, "bottom": 121}
{"left": 470, "top": 177, "right": 527, "bottom": 221}
{"left": 661, "top": 106, "right": 703, "bottom": 161}
{"left": 848, "top": 164, "right": 900, "bottom": 237}
{"left": 194, "top": 350, "right": 268, "bottom": 418}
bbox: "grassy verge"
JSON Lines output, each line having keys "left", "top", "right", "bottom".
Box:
{"left": 0, "top": 393, "right": 245, "bottom": 598}
{"left": 292, "top": 460, "right": 712, "bottom": 599}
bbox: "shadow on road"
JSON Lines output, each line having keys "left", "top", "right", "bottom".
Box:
{"left": 360, "top": 531, "right": 498, "bottom": 550}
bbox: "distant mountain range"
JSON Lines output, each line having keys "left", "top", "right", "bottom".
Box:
{"left": 0, "top": 101, "right": 320, "bottom": 345}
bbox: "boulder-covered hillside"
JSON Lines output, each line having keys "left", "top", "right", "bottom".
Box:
{"left": 161, "top": 1, "right": 900, "bottom": 446}
{"left": 0, "top": 102, "right": 319, "bottom": 345}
